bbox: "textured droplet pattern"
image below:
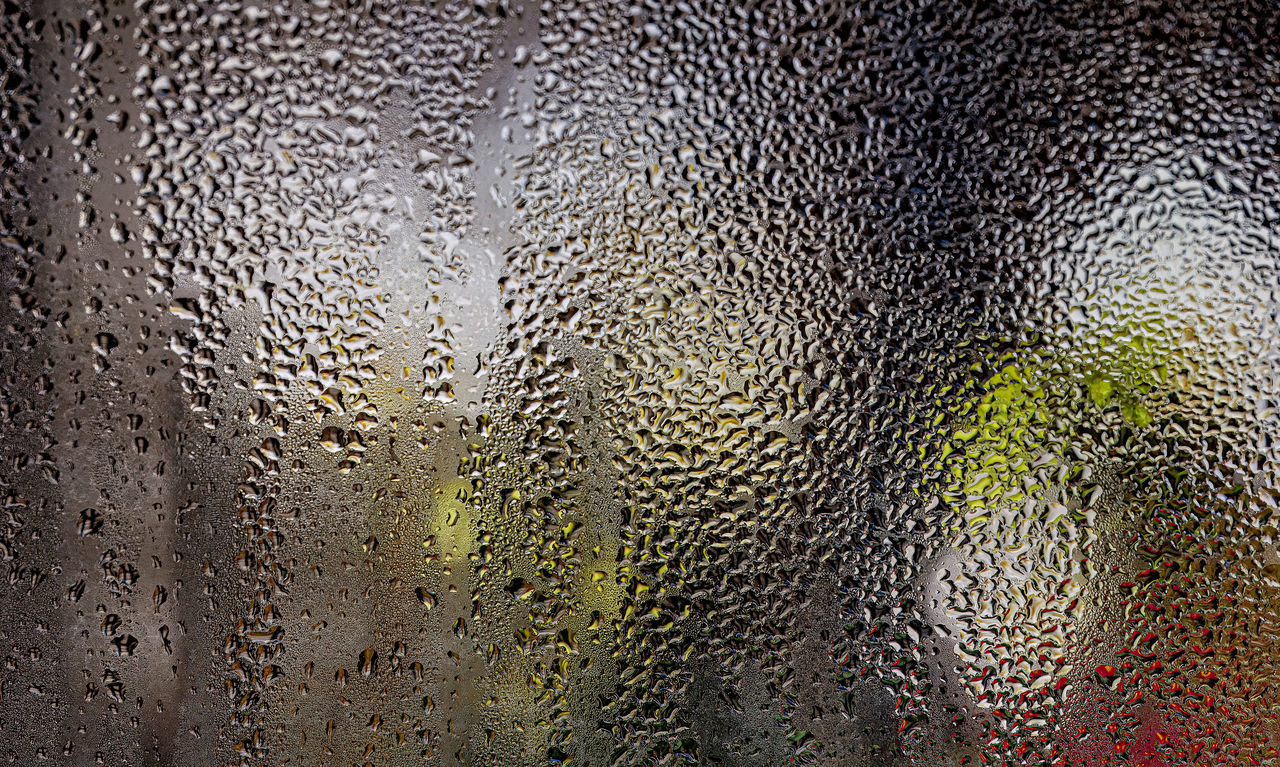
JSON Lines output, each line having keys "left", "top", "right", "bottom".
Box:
{"left": 2, "top": 0, "right": 1280, "bottom": 765}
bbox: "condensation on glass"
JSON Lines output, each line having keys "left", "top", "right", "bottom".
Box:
{"left": 2, "top": 0, "right": 1279, "bottom": 765}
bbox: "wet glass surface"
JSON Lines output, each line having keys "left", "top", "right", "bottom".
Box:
{"left": 3, "top": 0, "right": 1280, "bottom": 764}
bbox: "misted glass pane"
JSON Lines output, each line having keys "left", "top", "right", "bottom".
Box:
{"left": 2, "top": 0, "right": 1279, "bottom": 764}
